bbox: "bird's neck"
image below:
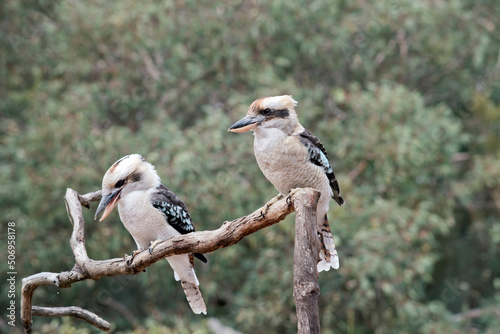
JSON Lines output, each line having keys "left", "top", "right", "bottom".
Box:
{"left": 252, "top": 128, "right": 287, "bottom": 158}
{"left": 254, "top": 126, "right": 286, "bottom": 142}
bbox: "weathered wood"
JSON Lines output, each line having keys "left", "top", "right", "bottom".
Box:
{"left": 63, "top": 187, "right": 295, "bottom": 278}
{"left": 291, "top": 189, "right": 321, "bottom": 334}
{"left": 21, "top": 272, "right": 61, "bottom": 332}
{"left": 32, "top": 306, "right": 110, "bottom": 331}
{"left": 21, "top": 187, "right": 323, "bottom": 333}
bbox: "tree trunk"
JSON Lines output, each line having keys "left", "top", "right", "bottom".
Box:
{"left": 292, "top": 189, "right": 321, "bottom": 334}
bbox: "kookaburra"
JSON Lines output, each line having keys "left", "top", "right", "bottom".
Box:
{"left": 94, "top": 154, "right": 207, "bottom": 314}
{"left": 228, "top": 95, "right": 344, "bottom": 272}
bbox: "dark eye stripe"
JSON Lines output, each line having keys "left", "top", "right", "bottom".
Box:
{"left": 129, "top": 171, "right": 142, "bottom": 183}
{"left": 114, "top": 171, "right": 142, "bottom": 189}
{"left": 260, "top": 108, "right": 289, "bottom": 118}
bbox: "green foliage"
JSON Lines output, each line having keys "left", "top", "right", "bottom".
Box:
{"left": 1, "top": 0, "right": 500, "bottom": 333}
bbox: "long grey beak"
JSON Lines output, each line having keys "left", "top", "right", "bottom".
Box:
{"left": 228, "top": 115, "right": 264, "bottom": 133}
{"left": 94, "top": 189, "right": 122, "bottom": 221}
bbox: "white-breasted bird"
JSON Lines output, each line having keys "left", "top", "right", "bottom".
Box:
{"left": 94, "top": 154, "right": 207, "bottom": 314}
{"left": 228, "top": 95, "right": 344, "bottom": 272}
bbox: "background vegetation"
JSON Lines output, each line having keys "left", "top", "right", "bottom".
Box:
{"left": 1, "top": 0, "right": 500, "bottom": 333}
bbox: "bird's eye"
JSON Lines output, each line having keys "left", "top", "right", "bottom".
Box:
{"left": 115, "top": 179, "right": 125, "bottom": 188}
{"left": 262, "top": 108, "right": 272, "bottom": 115}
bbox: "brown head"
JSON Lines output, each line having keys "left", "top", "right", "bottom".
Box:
{"left": 228, "top": 95, "right": 304, "bottom": 135}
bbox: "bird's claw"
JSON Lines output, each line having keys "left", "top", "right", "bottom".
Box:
{"left": 260, "top": 203, "right": 268, "bottom": 219}
{"left": 260, "top": 194, "right": 284, "bottom": 219}
{"left": 148, "top": 240, "right": 161, "bottom": 255}
{"left": 126, "top": 250, "right": 141, "bottom": 266}
{"left": 286, "top": 188, "right": 301, "bottom": 205}
{"left": 260, "top": 205, "right": 269, "bottom": 219}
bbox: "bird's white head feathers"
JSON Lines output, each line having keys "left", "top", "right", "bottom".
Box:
{"left": 228, "top": 95, "right": 304, "bottom": 135}
{"left": 101, "top": 154, "right": 160, "bottom": 193}
{"left": 95, "top": 154, "right": 161, "bottom": 221}
{"left": 252, "top": 95, "right": 298, "bottom": 112}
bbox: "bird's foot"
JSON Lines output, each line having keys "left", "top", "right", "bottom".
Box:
{"left": 126, "top": 250, "right": 141, "bottom": 266}
{"left": 260, "top": 194, "right": 284, "bottom": 218}
{"left": 148, "top": 240, "right": 162, "bottom": 255}
{"left": 286, "top": 188, "right": 302, "bottom": 205}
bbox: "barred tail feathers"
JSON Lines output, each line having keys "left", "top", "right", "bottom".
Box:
{"left": 317, "top": 215, "right": 339, "bottom": 272}
{"left": 180, "top": 280, "right": 207, "bottom": 315}
{"left": 166, "top": 254, "right": 207, "bottom": 314}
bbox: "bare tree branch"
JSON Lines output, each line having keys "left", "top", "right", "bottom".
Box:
{"left": 22, "top": 187, "right": 323, "bottom": 333}
{"left": 32, "top": 306, "right": 110, "bottom": 331}
{"left": 21, "top": 271, "right": 86, "bottom": 332}
{"left": 77, "top": 190, "right": 102, "bottom": 209}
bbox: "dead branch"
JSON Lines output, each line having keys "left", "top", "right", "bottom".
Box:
{"left": 32, "top": 306, "right": 110, "bottom": 331}
{"left": 21, "top": 187, "right": 322, "bottom": 333}
{"left": 292, "top": 190, "right": 321, "bottom": 334}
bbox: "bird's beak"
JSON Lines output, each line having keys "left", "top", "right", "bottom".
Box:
{"left": 94, "top": 189, "right": 122, "bottom": 222}
{"left": 228, "top": 115, "right": 264, "bottom": 133}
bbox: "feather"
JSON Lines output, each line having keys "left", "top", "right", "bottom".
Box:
{"left": 151, "top": 185, "right": 195, "bottom": 234}
{"left": 151, "top": 185, "right": 208, "bottom": 263}
{"left": 180, "top": 280, "right": 207, "bottom": 315}
{"left": 297, "top": 129, "right": 344, "bottom": 206}
{"left": 317, "top": 215, "right": 340, "bottom": 271}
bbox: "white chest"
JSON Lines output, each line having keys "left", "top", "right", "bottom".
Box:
{"left": 117, "top": 190, "right": 180, "bottom": 250}
{"left": 252, "top": 128, "right": 332, "bottom": 199}
{"left": 253, "top": 129, "right": 302, "bottom": 194}
{"left": 253, "top": 128, "right": 288, "bottom": 166}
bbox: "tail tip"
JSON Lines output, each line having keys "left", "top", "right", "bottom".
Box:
{"left": 317, "top": 255, "right": 340, "bottom": 272}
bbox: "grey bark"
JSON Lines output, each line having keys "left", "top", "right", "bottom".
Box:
{"left": 292, "top": 189, "right": 321, "bottom": 334}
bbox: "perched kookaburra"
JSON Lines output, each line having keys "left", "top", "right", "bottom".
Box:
{"left": 228, "top": 95, "right": 344, "bottom": 272}
{"left": 94, "top": 154, "right": 207, "bottom": 314}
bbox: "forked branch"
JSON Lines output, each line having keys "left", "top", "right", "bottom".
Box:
{"left": 21, "top": 187, "right": 321, "bottom": 333}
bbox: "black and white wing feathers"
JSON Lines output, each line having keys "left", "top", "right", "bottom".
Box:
{"left": 151, "top": 184, "right": 208, "bottom": 263}
{"left": 151, "top": 184, "right": 195, "bottom": 234}
{"left": 298, "top": 129, "right": 345, "bottom": 206}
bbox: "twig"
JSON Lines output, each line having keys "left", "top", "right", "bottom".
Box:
{"left": 78, "top": 190, "right": 102, "bottom": 209}
{"left": 21, "top": 271, "right": 86, "bottom": 332}
{"left": 32, "top": 306, "right": 110, "bottom": 331}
